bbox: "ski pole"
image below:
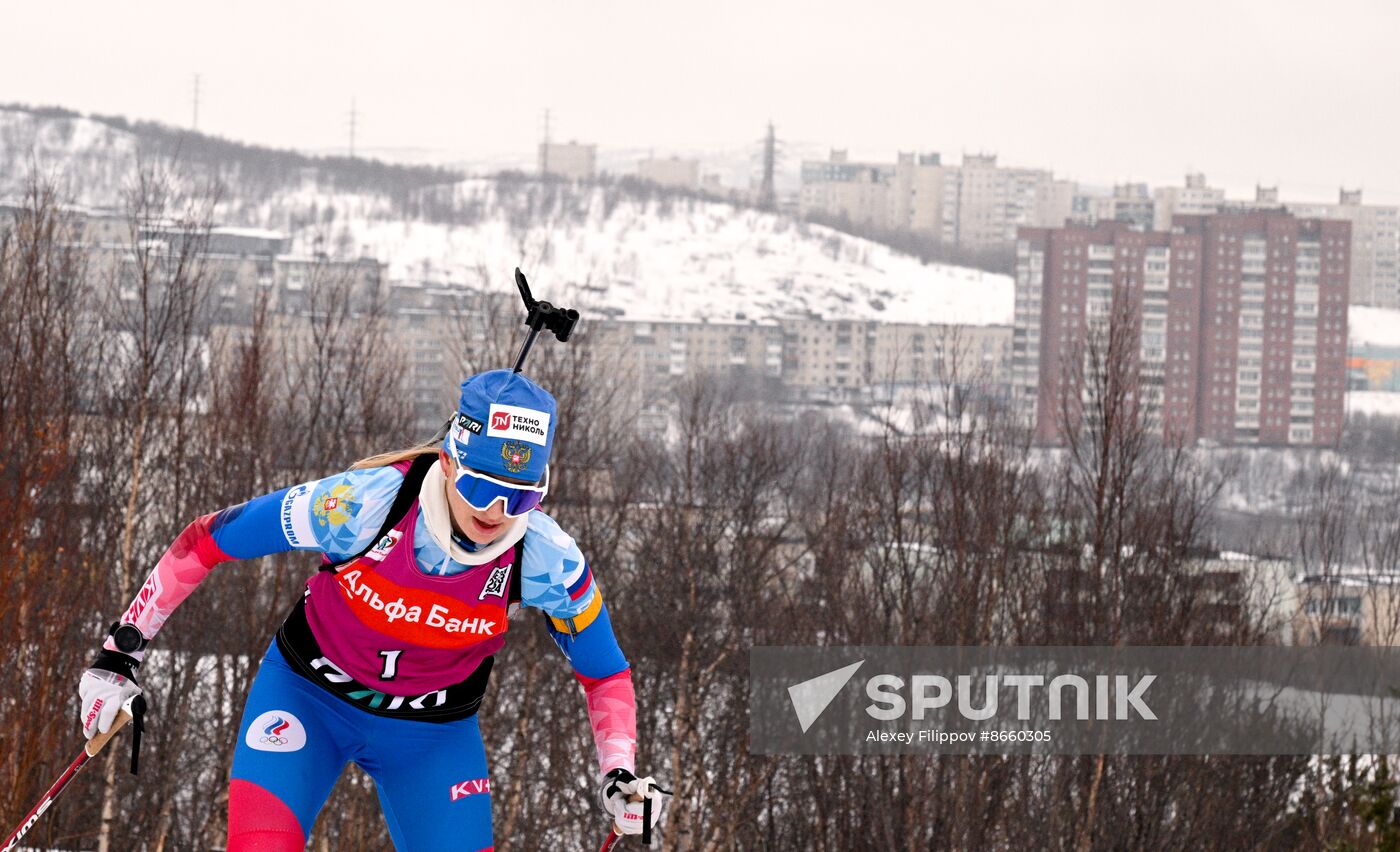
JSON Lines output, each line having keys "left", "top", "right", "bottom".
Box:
{"left": 2, "top": 694, "right": 145, "bottom": 852}
{"left": 598, "top": 787, "right": 645, "bottom": 851}
{"left": 599, "top": 828, "right": 623, "bottom": 852}
{"left": 598, "top": 779, "right": 671, "bottom": 851}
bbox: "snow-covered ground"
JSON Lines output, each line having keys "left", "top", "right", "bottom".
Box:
{"left": 270, "top": 180, "right": 1014, "bottom": 326}
{"left": 1349, "top": 306, "right": 1400, "bottom": 348}
{"left": 1348, "top": 390, "right": 1400, "bottom": 417}
{"left": 0, "top": 108, "right": 138, "bottom": 206}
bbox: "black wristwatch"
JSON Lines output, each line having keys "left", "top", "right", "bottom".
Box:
{"left": 108, "top": 622, "right": 149, "bottom": 654}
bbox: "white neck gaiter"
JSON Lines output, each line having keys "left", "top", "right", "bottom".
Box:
{"left": 418, "top": 460, "right": 527, "bottom": 566}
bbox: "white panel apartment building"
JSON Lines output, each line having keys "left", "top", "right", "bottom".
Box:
{"left": 1098, "top": 174, "right": 1396, "bottom": 309}
{"left": 1152, "top": 173, "right": 1226, "bottom": 231}
{"left": 867, "top": 322, "right": 1012, "bottom": 389}
{"left": 783, "top": 318, "right": 1012, "bottom": 399}
{"left": 637, "top": 157, "right": 701, "bottom": 190}
{"left": 1270, "top": 190, "right": 1399, "bottom": 309}
{"left": 538, "top": 141, "right": 597, "bottom": 181}
{"left": 800, "top": 151, "right": 1073, "bottom": 250}
{"left": 890, "top": 152, "right": 948, "bottom": 234}
{"left": 586, "top": 315, "right": 1012, "bottom": 402}
{"left": 799, "top": 151, "right": 898, "bottom": 230}
{"left": 1092, "top": 183, "right": 1155, "bottom": 229}
{"left": 941, "top": 154, "right": 1074, "bottom": 250}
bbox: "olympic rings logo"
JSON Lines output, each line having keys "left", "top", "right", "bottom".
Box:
{"left": 247, "top": 712, "right": 304, "bottom": 752}
{"left": 259, "top": 716, "right": 293, "bottom": 746}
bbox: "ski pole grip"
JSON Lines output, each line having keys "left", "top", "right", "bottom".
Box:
{"left": 610, "top": 791, "right": 646, "bottom": 833}
{"left": 84, "top": 707, "right": 133, "bottom": 758}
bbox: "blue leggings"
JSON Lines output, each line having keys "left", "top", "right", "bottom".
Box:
{"left": 228, "top": 642, "right": 494, "bottom": 851}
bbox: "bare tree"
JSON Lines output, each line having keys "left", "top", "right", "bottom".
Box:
{"left": 0, "top": 172, "right": 101, "bottom": 847}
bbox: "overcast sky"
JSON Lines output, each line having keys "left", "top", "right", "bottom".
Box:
{"left": 4, "top": 0, "right": 1396, "bottom": 202}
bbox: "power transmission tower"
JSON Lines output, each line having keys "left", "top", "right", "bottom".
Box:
{"left": 192, "top": 74, "right": 201, "bottom": 130}
{"left": 539, "top": 108, "right": 552, "bottom": 175}
{"left": 348, "top": 97, "right": 358, "bottom": 158}
{"left": 758, "top": 120, "right": 778, "bottom": 211}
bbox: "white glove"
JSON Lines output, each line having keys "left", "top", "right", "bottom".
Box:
{"left": 599, "top": 768, "right": 670, "bottom": 838}
{"left": 79, "top": 652, "right": 142, "bottom": 740}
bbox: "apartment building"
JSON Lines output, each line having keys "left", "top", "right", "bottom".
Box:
{"left": 779, "top": 318, "right": 1012, "bottom": 400}
{"left": 580, "top": 314, "right": 1012, "bottom": 405}
{"left": 1013, "top": 222, "right": 1205, "bottom": 443}
{"left": 382, "top": 285, "right": 531, "bottom": 432}
{"left": 84, "top": 232, "right": 382, "bottom": 324}
{"left": 1268, "top": 189, "right": 1399, "bottom": 309}
{"left": 538, "top": 141, "right": 597, "bottom": 181}
{"left": 867, "top": 322, "right": 1012, "bottom": 388}
{"left": 583, "top": 316, "right": 783, "bottom": 429}
{"left": 637, "top": 157, "right": 701, "bottom": 191}
{"left": 1091, "top": 183, "right": 1155, "bottom": 229}
{"left": 1187, "top": 212, "right": 1350, "bottom": 445}
{"left": 942, "top": 154, "right": 1072, "bottom": 251}
{"left": 884, "top": 152, "right": 943, "bottom": 235}
{"left": 1014, "top": 211, "right": 1350, "bottom": 446}
{"left": 800, "top": 150, "right": 1072, "bottom": 249}
{"left": 781, "top": 317, "right": 876, "bottom": 394}
{"left": 590, "top": 317, "right": 785, "bottom": 382}
{"left": 1293, "top": 573, "right": 1400, "bottom": 646}
{"left": 1152, "top": 173, "right": 1225, "bottom": 231}
{"left": 799, "top": 150, "right": 897, "bottom": 230}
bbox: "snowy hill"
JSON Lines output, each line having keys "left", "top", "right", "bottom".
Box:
{"left": 0, "top": 105, "right": 456, "bottom": 208}
{"left": 255, "top": 179, "right": 1014, "bottom": 325}
{"left": 7, "top": 104, "right": 1400, "bottom": 335}
{"left": 0, "top": 106, "right": 1013, "bottom": 326}
{"left": 0, "top": 107, "right": 138, "bottom": 204}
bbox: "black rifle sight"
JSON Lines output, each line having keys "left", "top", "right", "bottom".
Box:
{"left": 511, "top": 268, "right": 579, "bottom": 373}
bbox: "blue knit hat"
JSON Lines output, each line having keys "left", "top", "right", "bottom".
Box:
{"left": 443, "top": 370, "right": 556, "bottom": 483}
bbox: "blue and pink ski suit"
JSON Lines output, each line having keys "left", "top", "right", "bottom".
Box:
{"left": 105, "top": 456, "right": 636, "bottom": 851}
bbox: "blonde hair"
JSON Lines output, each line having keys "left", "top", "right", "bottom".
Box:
{"left": 350, "top": 441, "right": 442, "bottom": 470}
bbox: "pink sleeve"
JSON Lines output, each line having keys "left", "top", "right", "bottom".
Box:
{"left": 575, "top": 669, "right": 638, "bottom": 776}
{"left": 104, "top": 512, "right": 233, "bottom": 661}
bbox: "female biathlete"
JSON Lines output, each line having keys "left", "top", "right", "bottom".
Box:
{"left": 76, "top": 369, "right": 666, "bottom": 850}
